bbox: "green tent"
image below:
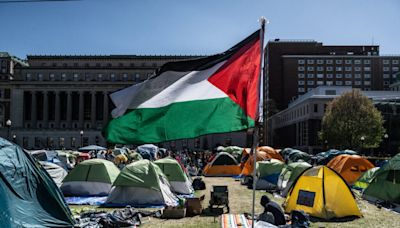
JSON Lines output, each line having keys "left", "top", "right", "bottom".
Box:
{"left": 277, "top": 161, "right": 312, "bottom": 197}
{"left": 61, "top": 158, "right": 120, "bottom": 196}
{"left": 363, "top": 153, "right": 400, "bottom": 204}
{"left": 0, "top": 138, "right": 74, "bottom": 227}
{"left": 353, "top": 167, "right": 379, "bottom": 191}
{"left": 155, "top": 157, "right": 194, "bottom": 194}
{"left": 281, "top": 148, "right": 311, "bottom": 163}
{"left": 106, "top": 160, "right": 178, "bottom": 206}
{"left": 255, "top": 159, "right": 285, "bottom": 190}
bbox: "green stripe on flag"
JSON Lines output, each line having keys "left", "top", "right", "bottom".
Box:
{"left": 104, "top": 97, "right": 254, "bottom": 144}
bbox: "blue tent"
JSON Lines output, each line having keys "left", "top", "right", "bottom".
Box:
{"left": 0, "top": 138, "right": 74, "bottom": 227}
{"left": 315, "top": 149, "right": 358, "bottom": 165}
{"left": 136, "top": 144, "right": 159, "bottom": 160}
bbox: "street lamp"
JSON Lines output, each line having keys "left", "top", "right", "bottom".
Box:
{"left": 80, "top": 130, "right": 84, "bottom": 147}
{"left": 6, "top": 119, "right": 11, "bottom": 140}
{"left": 360, "top": 136, "right": 365, "bottom": 154}
{"left": 384, "top": 134, "right": 389, "bottom": 156}
{"left": 12, "top": 134, "right": 16, "bottom": 143}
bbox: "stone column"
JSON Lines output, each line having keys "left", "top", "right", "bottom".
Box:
{"left": 79, "top": 91, "right": 84, "bottom": 128}
{"left": 55, "top": 91, "right": 60, "bottom": 127}
{"left": 31, "top": 91, "right": 37, "bottom": 128}
{"left": 103, "top": 91, "right": 109, "bottom": 126}
{"left": 66, "top": 91, "right": 72, "bottom": 128}
{"left": 43, "top": 91, "right": 48, "bottom": 128}
{"left": 91, "top": 91, "right": 96, "bottom": 128}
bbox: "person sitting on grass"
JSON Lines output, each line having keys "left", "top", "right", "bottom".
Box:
{"left": 260, "top": 195, "right": 286, "bottom": 226}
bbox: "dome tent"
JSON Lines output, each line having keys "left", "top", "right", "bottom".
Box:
{"left": 61, "top": 159, "right": 120, "bottom": 196}
{"left": 0, "top": 138, "right": 74, "bottom": 227}
{"left": 136, "top": 144, "right": 159, "bottom": 160}
{"left": 327, "top": 155, "right": 375, "bottom": 185}
{"left": 106, "top": 159, "right": 178, "bottom": 206}
{"left": 154, "top": 157, "right": 194, "bottom": 194}
{"left": 203, "top": 152, "right": 241, "bottom": 176}
{"left": 284, "top": 166, "right": 362, "bottom": 220}
{"left": 255, "top": 159, "right": 286, "bottom": 190}
{"left": 363, "top": 153, "right": 400, "bottom": 207}
{"left": 316, "top": 149, "right": 358, "bottom": 165}
{"left": 40, "top": 161, "right": 68, "bottom": 188}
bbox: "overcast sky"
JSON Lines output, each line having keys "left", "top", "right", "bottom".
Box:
{"left": 1, "top": 0, "right": 399, "bottom": 58}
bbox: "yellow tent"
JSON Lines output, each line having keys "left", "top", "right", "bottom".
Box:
{"left": 284, "top": 166, "right": 362, "bottom": 220}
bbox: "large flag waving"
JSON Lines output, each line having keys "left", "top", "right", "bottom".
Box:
{"left": 104, "top": 30, "right": 261, "bottom": 144}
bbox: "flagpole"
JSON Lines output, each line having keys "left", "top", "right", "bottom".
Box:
{"left": 251, "top": 16, "right": 266, "bottom": 228}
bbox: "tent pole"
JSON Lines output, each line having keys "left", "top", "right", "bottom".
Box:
{"left": 251, "top": 16, "right": 266, "bottom": 228}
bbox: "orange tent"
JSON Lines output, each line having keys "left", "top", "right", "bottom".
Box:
{"left": 239, "top": 146, "right": 284, "bottom": 176}
{"left": 327, "top": 154, "right": 375, "bottom": 185}
{"left": 203, "top": 152, "right": 242, "bottom": 176}
{"left": 258, "top": 146, "right": 284, "bottom": 161}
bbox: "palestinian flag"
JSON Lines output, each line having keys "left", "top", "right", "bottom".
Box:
{"left": 104, "top": 30, "right": 261, "bottom": 144}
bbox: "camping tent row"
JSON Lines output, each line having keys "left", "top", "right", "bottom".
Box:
{"left": 203, "top": 146, "right": 283, "bottom": 177}
{"left": 60, "top": 157, "right": 193, "bottom": 206}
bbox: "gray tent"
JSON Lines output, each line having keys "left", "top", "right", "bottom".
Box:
{"left": 40, "top": 161, "right": 68, "bottom": 187}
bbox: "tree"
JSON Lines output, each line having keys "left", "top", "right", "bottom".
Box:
{"left": 320, "top": 89, "right": 385, "bottom": 150}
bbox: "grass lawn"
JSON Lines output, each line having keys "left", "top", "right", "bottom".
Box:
{"left": 70, "top": 177, "right": 400, "bottom": 228}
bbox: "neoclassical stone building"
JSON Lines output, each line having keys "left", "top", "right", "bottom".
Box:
{"left": 0, "top": 53, "right": 249, "bottom": 149}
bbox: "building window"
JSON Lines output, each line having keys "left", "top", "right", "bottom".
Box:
{"left": 26, "top": 73, "right": 32, "bottom": 81}
{"left": 355, "top": 81, "right": 361, "bottom": 85}
{"left": 326, "top": 67, "right": 333, "bottom": 72}
{"left": 135, "top": 73, "right": 140, "bottom": 82}
{"left": 38, "top": 73, "right": 43, "bottom": 81}
{"left": 73, "top": 73, "right": 79, "bottom": 81}
{"left": 336, "top": 67, "right": 342, "bottom": 71}
{"left": 307, "top": 73, "right": 314, "bottom": 78}
{"left": 110, "top": 74, "right": 116, "bottom": 81}
{"left": 314, "top": 104, "right": 318, "bottom": 113}
{"left": 23, "top": 137, "right": 29, "bottom": 148}
{"left": 61, "top": 73, "right": 67, "bottom": 81}
{"left": 298, "top": 87, "right": 305, "bottom": 93}
{"left": 345, "top": 81, "right": 352, "bottom": 85}
{"left": 307, "top": 66, "right": 314, "bottom": 71}
{"left": 364, "top": 81, "right": 371, "bottom": 85}
{"left": 317, "top": 60, "right": 324, "bottom": 64}
{"left": 345, "top": 67, "right": 352, "bottom": 71}
{"left": 317, "top": 74, "right": 324, "bottom": 78}
{"left": 298, "top": 80, "right": 305, "bottom": 85}
{"left": 354, "top": 59, "right": 361, "bottom": 64}
{"left": 326, "top": 74, "right": 333, "bottom": 78}
{"left": 317, "top": 81, "right": 324, "bottom": 85}
{"left": 364, "top": 67, "right": 371, "bottom": 71}
{"left": 335, "top": 60, "right": 342, "bottom": 64}
{"left": 383, "top": 67, "right": 390, "bottom": 72}
{"left": 364, "top": 59, "right": 371, "bottom": 64}
{"left": 365, "top": 74, "right": 371, "bottom": 79}
{"left": 298, "top": 73, "right": 305, "bottom": 78}
{"left": 307, "top": 81, "right": 314, "bottom": 85}
{"left": 336, "top": 74, "right": 342, "bottom": 78}
{"left": 98, "top": 74, "right": 103, "bottom": 81}
{"left": 326, "top": 81, "right": 333, "bottom": 86}
{"left": 393, "top": 67, "right": 399, "bottom": 71}
{"left": 317, "top": 67, "right": 324, "bottom": 71}
{"left": 383, "top": 74, "right": 390, "bottom": 79}
{"left": 353, "top": 67, "right": 360, "bottom": 71}
{"left": 49, "top": 74, "right": 55, "bottom": 81}
{"left": 85, "top": 74, "right": 91, "bottom": 81}
{"left": 326, "top": 59, "right": 333, "bottom": 64}
{"left": 345, "top": 60, "right": 352, "bottom": 64}
{"left": 393, "top": 60, "right": 399, "bottom": 64}
{"left": 393, "top": 74, "right": 398, "bottom": 78}
{"left": 298, "top": 59, "right": 305, "bottom": 64}
{"left": 383, "top": 60, "right": 390, "bottom": 64}
{"left": 335, "top": 81, "right": 343, "bottom": 85}
{"left": 307, "top": 60, "right": 314, "bottom": 64}
{"left": 71, "top": 137, "right": 76, "bottom": 148}
{"left": 122, "top": 73, "right": 128, "bottom": 81}
{"left": 345, "top": 74, "right": 352, "bottom": 78}
{"left": 355, "top": 74, "right": 361, "bottom": 79}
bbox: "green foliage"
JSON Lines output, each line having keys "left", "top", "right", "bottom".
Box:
{"left": 320, "top": 89, "right": 385, "bottom": 149}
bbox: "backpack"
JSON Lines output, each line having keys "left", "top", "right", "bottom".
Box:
{"left": 192, "top": 177, "right": 206, "bottom": 190}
